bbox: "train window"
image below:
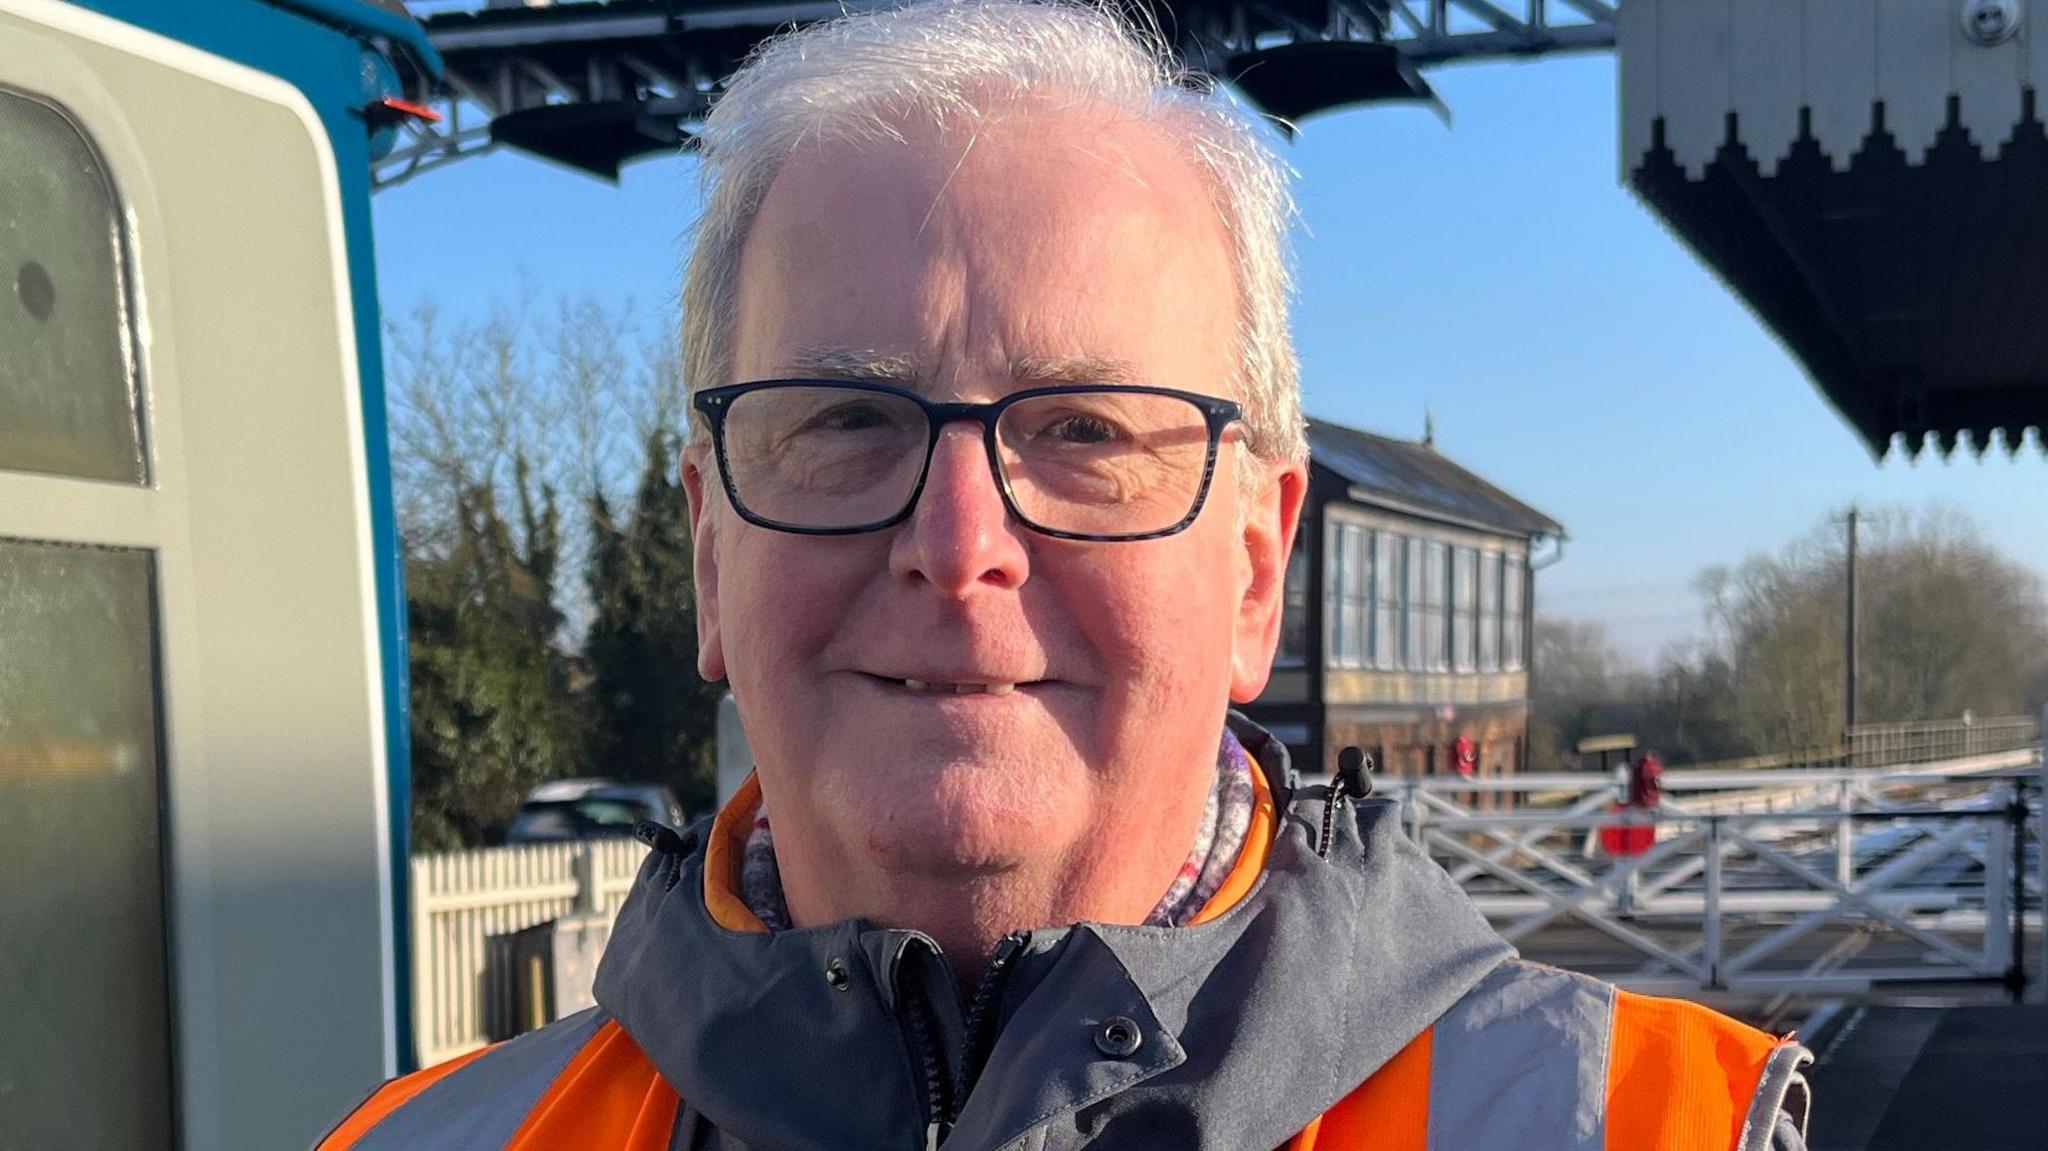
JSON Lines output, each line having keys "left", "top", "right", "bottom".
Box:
{"left": 0, "top": 88, "right": 146, "bottom": 484}
{"left": 0, "top": 538, "right": 172, "bottom": 1148}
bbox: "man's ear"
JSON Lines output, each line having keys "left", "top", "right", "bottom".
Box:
{"left": 681, "top": 440, "right": 728, "bottom": 683}
{"left": 1230, "top": 457, "right": 1308, "bottom": 703}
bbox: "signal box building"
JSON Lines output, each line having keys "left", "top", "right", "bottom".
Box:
{"left": 1247, "top": 419, "right": 1563, "bottom": 781}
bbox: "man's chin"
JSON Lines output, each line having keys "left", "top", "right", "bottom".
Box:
{"left": 868, "top": 840, "right": 1030, "bottom": 882}
{"left": 853, "top": 779, "right": 1076, "bottom": 878}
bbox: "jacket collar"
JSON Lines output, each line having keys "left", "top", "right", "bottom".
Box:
{"left": 594, "top": 716, "right": 1513, "bottom": 1150}
{"left": 695, "top": 734, "right": 1276, "bottom": 937}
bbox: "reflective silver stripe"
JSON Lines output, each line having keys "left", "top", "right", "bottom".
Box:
{"left": 1737, "top": 1042, "right": 1814, "bottom": 1151}
{"left": 1425, "top": 962, "right": 1614, "bottom": 1151}
{"left": 354, "top": 1009, "right": 608, "bottom": 1150}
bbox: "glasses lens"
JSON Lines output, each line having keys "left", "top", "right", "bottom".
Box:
{"left": 720, "top": 385, "right": 928, "bottom": 529}
{"left": 996, "top": 391, "right": 1216, "bottom": 537}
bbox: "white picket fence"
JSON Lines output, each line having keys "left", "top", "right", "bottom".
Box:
{"left": 410, "top": 838, "right": 649, "bottom": 1067}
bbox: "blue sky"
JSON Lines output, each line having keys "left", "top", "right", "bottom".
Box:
{"left": 372, "top": 52, "right": 2046, "bottom": 661}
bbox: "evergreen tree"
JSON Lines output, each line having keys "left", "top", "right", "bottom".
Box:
{"left": 407, "top": 458, "right": 588, "bottom": 849}
{"left": 582, "top": 428, "right": 722, "bottom": 815}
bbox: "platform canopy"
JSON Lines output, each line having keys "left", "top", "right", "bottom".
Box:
{"left": 1621, "top": 0, "right": 2048, "bottom": 458}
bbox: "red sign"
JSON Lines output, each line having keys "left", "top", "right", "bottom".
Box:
{"left": 1599, "top": 803, "right": 1655, "bottom": 857}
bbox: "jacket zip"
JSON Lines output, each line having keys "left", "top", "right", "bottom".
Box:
{"left": 900, "top": 932, "right": 1030, "bottom": 1149}
{"left": 901, "top": 984, "right": 950, "bottom": 1151}
{"left": 895, "top": 939, "right": 952, "bottom": 1151}
{"left": 950, "top": 932, "right": 1029, "bottom": 1124}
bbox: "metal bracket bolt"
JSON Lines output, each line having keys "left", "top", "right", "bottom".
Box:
{"left": 1963, "top": 0, "right": 2024, "bottom": 45}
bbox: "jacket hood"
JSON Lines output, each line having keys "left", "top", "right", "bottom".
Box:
{"left": 593, "top": 717, "right": 1514, "bottom": 1150}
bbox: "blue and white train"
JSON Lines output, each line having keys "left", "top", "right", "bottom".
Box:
{"left": 0, "top": 2, "right": 435, "bottom": 1145}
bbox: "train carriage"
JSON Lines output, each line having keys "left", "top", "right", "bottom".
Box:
{"left": 0, "top": 1, "right": 434, "bottom": 1145}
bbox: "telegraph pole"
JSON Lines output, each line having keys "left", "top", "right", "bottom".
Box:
{"left": 1844, "top": 507, "right": 1860, "bottom": 733}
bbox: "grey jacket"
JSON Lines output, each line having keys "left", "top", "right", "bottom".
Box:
{"left": 336, "top": 719, "right": 1811, "bottom": 1150}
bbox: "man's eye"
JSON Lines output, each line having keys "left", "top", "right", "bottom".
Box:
{"left": 1043, "top": 415, "right": 1122, "bottom": 445}
{"left": 809, "top": 402, "right": 894, "bottom": 431}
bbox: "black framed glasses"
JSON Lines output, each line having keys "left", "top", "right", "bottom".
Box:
{"left": 692, "top": 379, "right": 1243, "bottom": 542}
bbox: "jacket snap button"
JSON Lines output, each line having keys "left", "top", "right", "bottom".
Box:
{"left": 824, "top": 958, "right": 850, "bottom": 991}
{"left": 1094, "top": 1016, "right": 1142, "bottom": 1058}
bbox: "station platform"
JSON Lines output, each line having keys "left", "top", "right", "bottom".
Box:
{"left": 1804, "top": 1004, "right": 2048, "bottom": 1150}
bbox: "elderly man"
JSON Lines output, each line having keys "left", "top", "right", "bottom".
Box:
{"left": 322, "top": 3, "right": 1810, "bottom": 1148}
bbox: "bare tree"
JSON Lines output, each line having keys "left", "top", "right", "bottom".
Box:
{"left": 1859, "top": 508, "right": 2047, "bottom": 722}
{"left": 384, "top": 291, "right": 684, "bottom": 638}
{"left": 1699, "top": 506, "right": 2047, "bottom": 751}
{"left": 1537, "top": 506, "right": 2048, "bottom": 769}
{"left": 385, "top": 290, "right": 700, "bottom": 845}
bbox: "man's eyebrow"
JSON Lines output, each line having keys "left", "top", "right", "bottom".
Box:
{"left": 1007, "top": 355, "right": 1143, "bottom": 385}
{"left": 777, "top": 349, "right": 1145, "bottom": 389}
{"left": 783, "top": 347, "right": 924, "bottom": 383}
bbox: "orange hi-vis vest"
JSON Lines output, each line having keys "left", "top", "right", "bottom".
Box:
{"left": 321, "top": 973, "right": 1806, "bottom": 1150}
{"left": 1289, "top": 976, "right": 1808, "bottom": 1151}
{"left": 320, "top": 968, "right": 1806, "bottom": 1150}
{"left": 322, "top": 770, "right": 1809, "bottom": 1151}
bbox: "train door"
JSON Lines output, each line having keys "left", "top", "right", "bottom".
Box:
{"left": 1, "top": 2, "right": 399, "bottom": 1145}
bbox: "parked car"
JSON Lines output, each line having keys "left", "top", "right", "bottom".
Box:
{"left": 502, "top": 779, "right": 686, "bottom": 844}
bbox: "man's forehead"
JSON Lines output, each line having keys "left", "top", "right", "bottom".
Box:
{"left": 776, "top": 346, "right": 1147, "bottom": 389}
{"left": 731, "top": 100, "right": 1242, "bottom": 397}
{"left": 757, "top": 102, "right": 1221, "bottom": 243}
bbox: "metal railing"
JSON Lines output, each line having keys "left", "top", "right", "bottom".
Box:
{"left": 1380, "top": 722, "right": 2046, "bottom": 998}
{"left": 1845, "top": 715, "right": 2041, "bottom": 768}
{"left": 1668, "top": 715, "right": 2041, "bottom": 774}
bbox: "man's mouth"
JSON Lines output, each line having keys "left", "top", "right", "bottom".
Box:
{"left": 862, "top": 672, "right": 1044, "bottom": 697}
{"left": 900, "top": 678, "right": 1016, "bottom": 696}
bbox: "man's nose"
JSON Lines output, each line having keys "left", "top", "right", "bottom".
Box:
{"left": 888, "top": 422, "right": 1031, "bottom": 595}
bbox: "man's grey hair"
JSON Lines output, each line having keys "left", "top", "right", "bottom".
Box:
{"left": 681, "top": 0, "right": 1309, "bottom": 475}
